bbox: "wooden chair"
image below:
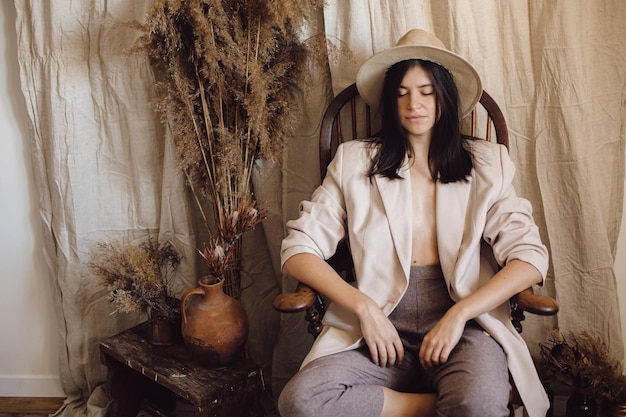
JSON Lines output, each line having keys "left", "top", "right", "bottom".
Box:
{"left": 273, "top": 82, "right": 560, "bottom": 416}
{"left": 273, "top": 82, "right": 558, "bottom": 338}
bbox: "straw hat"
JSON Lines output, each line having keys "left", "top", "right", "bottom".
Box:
{"left": 356, "top": 29, "right": 482, "bottom": 118}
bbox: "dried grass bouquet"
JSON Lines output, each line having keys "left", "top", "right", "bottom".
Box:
{"left": 130, "top": 0, "right": 324, "bottom": 290}
{"left": 89, "top": 238, "right": 181, "bottom": 319}
{"left": 574, "top": 333, "right": 626, "bottom": 405}
{"left": 540, "top": 329, "right": 591, "bottom": 389}
{"left": 540, "top": 329, "right": 626, "bottom": 405}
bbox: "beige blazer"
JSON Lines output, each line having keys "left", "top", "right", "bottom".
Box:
{"left": 281, "top": 139, "right": 550, "bottom": 417}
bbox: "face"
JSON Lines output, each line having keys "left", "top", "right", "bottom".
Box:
{"left": 396, "top": 64, "right": 437, "bottom": 143}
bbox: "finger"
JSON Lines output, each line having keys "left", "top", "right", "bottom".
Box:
{"left": 365, "top": 339, "right": 380, "bottom": 366}
{"left": 419, "top": 344, "right": 430, "bottom": 368}
{"left": 420, "top": 343, "right": 438, "bottom": 369}
{"left": 430, "top": 343, "right": 451, "bottom": 367}
{"left": 393, "top": 339, "right": 405, "bottom": 365}
{"left": 438, "top": 344, "right": 451, "bottom": 364}
{"left": 378, "top": 345, "right": 388, "bottom": 368}
{"left": 386, "top": 345, "right": 396, "bottom": 367}
{"left": 431, "top": 343, "right": 445, "bottom": 366}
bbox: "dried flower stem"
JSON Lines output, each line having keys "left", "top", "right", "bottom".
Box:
{"left": 198, "top": 197, "right": 267, "bottom": 278}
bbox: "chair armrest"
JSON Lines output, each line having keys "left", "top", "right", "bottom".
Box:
{"left": 272, "top": 283, "right": 317, "bottom": 313}
{"left": 514, "top": 288, "right": 559, "bottom": 316}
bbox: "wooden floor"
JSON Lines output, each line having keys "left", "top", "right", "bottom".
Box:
{"left": 0, "top": 396, "right": 279, "bottom": 417}
{"left": 0, "top": 397, "right": 65, "bottom": 417}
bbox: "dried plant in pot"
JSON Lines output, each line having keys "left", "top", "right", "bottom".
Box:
{"left": 179, "top": 197, "right": 265, "bottom": 366}
{"left": 540, "top": 329, "right": 591, "bottom": 390}
{"left": 131, "top": 0, "right": 326, "bottom": 297}
{"left": 89, "top": 238, "right": 181, "bottom": 345}
{"left": 540, "top": 330, "right": 626, "bottom": 416}
{"left": 574, "top": 333, "right": 626, "bottom": 416}
{"left": 540, "top": 329, "right": 598, "bottom": 416}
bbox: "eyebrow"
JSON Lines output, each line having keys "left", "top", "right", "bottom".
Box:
{"left": 398, "top": 83, "right": 433, "bottom": 89}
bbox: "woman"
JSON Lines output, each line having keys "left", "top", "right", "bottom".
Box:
{"left": 278, "top": 29, "right": 550, "bottom": 417}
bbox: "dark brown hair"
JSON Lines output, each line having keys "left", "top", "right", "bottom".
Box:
{"left": 367, "top": 59, "right": 473, "bottom": 183}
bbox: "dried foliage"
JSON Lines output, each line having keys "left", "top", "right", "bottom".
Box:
{"left": 198, "top": 196, "right": 266, "bottom": 278}
{"left": 574, "top": 333, "right": 626, "bottom": 404}
{"left": 540, "top": 329, "right": 626, "bottom": 404}
{"left": 540, "top": 329, "right": 591, "bottom": 388}
{"left": 89, "top": 238, "right": 181, "bottom": 318}
{"left": 131, "top": 0, "right": 324, "bottom": 283}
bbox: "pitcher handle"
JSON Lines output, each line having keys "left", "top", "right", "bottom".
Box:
{"left": 180, "top": 287, "right": 204, "bottom": 324}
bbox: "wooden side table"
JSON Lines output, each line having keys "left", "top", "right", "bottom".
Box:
{"left": 100, "top": 323, "right": 264, "bottom": 417}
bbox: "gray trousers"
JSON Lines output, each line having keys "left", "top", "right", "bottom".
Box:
{"left": 278, "top": 265, "right": 511, "bottom": 417}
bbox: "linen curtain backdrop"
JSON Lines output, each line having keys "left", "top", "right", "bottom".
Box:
{"left": 14, "top": 0, "right": 626, "bottom": 415}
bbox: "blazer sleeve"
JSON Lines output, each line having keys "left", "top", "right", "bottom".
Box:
{"left": 280, "top": 143, "right": 348, "bottom": 269}
{"left": 481, "top": 144, "right": 549, "bottom": 280}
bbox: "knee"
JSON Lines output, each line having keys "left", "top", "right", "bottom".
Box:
{"left": 437, "top": 383, "right": 510, "bottom": 417}
{"left": 454, "top": 395, "right": 509, "bottom": 417}
{"left": 277, "top": 377, "right": 315, "bottom": 417}
{"left": 435, "top": 328, "right": 510, "bottom": 416}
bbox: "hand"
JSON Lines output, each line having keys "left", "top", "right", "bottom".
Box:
{"left": 419, "top": 307, "right": 466, "bottom": 369}
{"left": 357, "top": 301, "right": 404, "bottom": 367}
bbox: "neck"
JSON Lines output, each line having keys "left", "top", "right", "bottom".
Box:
{"left": 409, "top": 134, "right": 431, "bottom": 162}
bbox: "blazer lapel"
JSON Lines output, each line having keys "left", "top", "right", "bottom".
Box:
{"left": 436, "top": 179, "right": 472, "bottom": 281}
{"left": 374, "top": 167, "right": 413, "bottom": 278}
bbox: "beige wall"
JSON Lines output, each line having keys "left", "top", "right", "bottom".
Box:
{"left": 0, "top": 1, "right": 63, "bottom": 396}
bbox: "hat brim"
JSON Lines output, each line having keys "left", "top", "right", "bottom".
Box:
{"left": 356, "top": 45, "right": 482, "bottom": 118}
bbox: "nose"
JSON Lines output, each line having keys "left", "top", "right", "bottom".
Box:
{"left": 407, "top": 92, "right": 423, "bottom": 110}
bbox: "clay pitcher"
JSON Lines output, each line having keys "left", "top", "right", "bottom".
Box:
{"left": 180, "top": 275, "right": 248, "bottom": 367}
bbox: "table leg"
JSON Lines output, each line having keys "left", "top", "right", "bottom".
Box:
{"left": 105, "top": 359, "right": 142, "bottom": 417}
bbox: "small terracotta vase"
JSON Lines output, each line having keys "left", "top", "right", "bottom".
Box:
{"left": 180, "top": 275, "right": 248, "bottom": 367}
{"left": 147, "top": 297, "right": 182, "bottom": 346}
